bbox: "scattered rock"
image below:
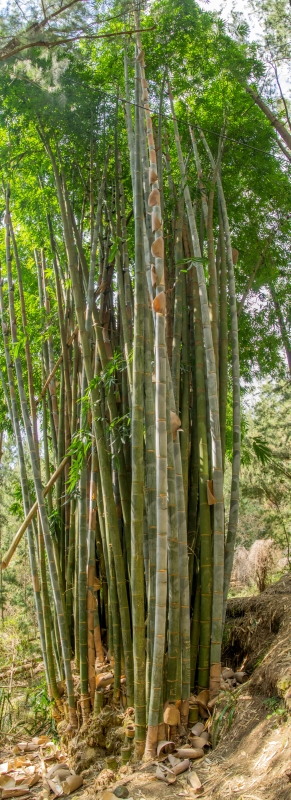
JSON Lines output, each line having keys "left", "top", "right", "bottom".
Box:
{"left": 113, "top": 786, "right": 129, "bottom": 798}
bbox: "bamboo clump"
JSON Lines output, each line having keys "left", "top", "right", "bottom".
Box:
{"left": 0, "top": 21, "right": 241, "bottom": 754}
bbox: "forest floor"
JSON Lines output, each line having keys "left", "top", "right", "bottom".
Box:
{"left": 1, "top": 575, "right": 291, "bottom": 800}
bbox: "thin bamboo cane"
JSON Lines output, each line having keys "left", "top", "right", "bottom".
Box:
{"left": 190, "top": 129, "right": 208, "bottom": 229}
{"left": 40, "top": 251, "right": 60, "bottom": 439}
{"left": 37, "top": 517, "right": 61, "bottom": 705}
{"left": 47, "top": 214, "right": 72, "bottom": 425}
{"left": 9, "top": 215, "right": 40, "bottom": 454}
{"left": 79, "top": 458, "right": 90, "bottom": 720}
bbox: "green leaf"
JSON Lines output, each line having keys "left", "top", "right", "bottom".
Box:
{"left": 252, "top": 436, "right": 273, "bottom": 465}
{"left": 108, "top": 236, "right": 121, "bottom": 264}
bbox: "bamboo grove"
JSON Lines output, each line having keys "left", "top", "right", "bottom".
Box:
{"left": 0, "top": 0, "right": 291, "bottom": 759}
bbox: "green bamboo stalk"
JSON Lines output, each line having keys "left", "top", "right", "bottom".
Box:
{"left": 9, "top": 215, "right": 40, "bottom": 455}
{"left": 197, "top": 136, "right": 241, "bottom": 626}
{"left": 78, "top": 370, "right": 90, "bottom": 721}
{"left": 39, "top": 250, "right": 59, "bottom": 440}
{"left": 136, "top": 35, "right": 168, "bottom": 757}
{"left": 180, "top": 273, "right": 190, "bottom": 509}
{"left": 165, "top": 367, "right": 180, "bottom": 703}
{"left": 124, "top": 44, "right": 153, "bottom": 303}
{"left": 79, "top": 460, "right": 90, "bottom": 720}
{"left": 47, "top": 214, "right": 72, "bottom": 425}
{"left": 219, "top": 205, "right": 240, "bottom": 619}
{"left": 171, "top": 197, "right": 185, "bottom": 411}
{"left": 190, "top": 129, "right": 208, "bottom": 229}
{"left": 74, "top": 503, "right": 80, "bottom": 674}
{"left": 157, "top": 75, "right": 165, "bottom": 220}
{"left": 35, "top": 251, "right": 58, "bottom": 465}
{"left": 66, "top": 496, "right": 75, "bottom": 636}
{"left": 88, "top": 443, "right": 104, "bottom": 706}
{"left": 218, "top": 205, "right": 228, "bottom": 470}
{"left": 95, "top": 454, "right": 110, "bottom": 637}
{"left": 115, "top": 133, "right": 133, "bottom": 397}
{"left": 37, "top": 517, "right": 61, "bottom": 705}
{"left": 56, "top": 366, "right": 65, "bottom": 581}
{"left": 119, "top": 169, "right": 133, "bottom": 339}
{"left": 144, "top": 281, "right": 156, "bottom": 713}
{"left": 182, "top": 225, "right": 199, "bottom": 592}
{"left": 88, "top": 146, "right": 111, "bottom": 335}
{"left": 207, "top": 177, "right": 219, "bottom": 383}
{"left": 172, "top": 412, "right": 190, "bottom": 716}
{"left": 130, "top": 52, "right": 146, "bottom": 756}
{"left": 191, "top": 263, "right": 212, "bottom": 691}
{"left": 190, "top": 574, "right": 200, "bottom": 692}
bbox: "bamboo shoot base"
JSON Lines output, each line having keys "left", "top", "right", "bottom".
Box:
{"left": 80, "top": 694, "right": 91, "bottom": 723}
{"left": 209, "top": 663, "right": 221, "bottom": 699}
{"left": 180, "top": 699, "right": 189, "bottom": 726}
{"left": 144, "top": 724, "right": 159, "bottom": 758}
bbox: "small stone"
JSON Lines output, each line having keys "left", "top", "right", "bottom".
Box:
{"left": 113, "top": 788, "right": 129, "bottom": 799}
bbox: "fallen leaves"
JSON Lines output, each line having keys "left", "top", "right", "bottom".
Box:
{"left": 0, "top": 736, "right": 82, "bottom": 799}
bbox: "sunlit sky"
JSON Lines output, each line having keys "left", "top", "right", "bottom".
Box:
{"left": 196, "top": 0, "right": 262, "bottom": 38}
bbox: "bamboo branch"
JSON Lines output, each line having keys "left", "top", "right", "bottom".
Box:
{"left": 0, "top": 27, "right": 156, "bottom": 62}
{"left": 245, "top": 84, "right": 291, "bottom": 152}
{"left": 2, "top": 455, "right": 70, "bottom": 569}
